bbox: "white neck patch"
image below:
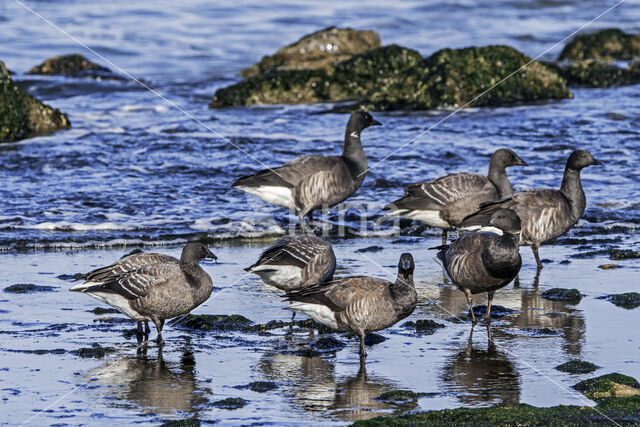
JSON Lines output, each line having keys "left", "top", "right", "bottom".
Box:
{"left": 350, "top": 131, "right": 360, "bottom": 138}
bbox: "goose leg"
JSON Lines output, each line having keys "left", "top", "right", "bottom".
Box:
{"left": 464, "top": 288, "right": 476, "bottom": 324}
{"left": 144, "top": 321, "right": 150, "bottom": 336}
{"left": 136, "top": 321, "right": 144, "bottom": 342}
{"left": 442, "top": 230, "right": 448, "bottom": 245}
{"left": 485, "top": 291, "right": 495, "bottom": 322}
{"left": 358, "top": 331, "right": 367, "bottom": 360}
{"left": 153, "top": 318, "right": 165, "bottom": 346}
{"left": 298, "top": 209, "right": 312, "bottom": 233}
{"left": 290, "top": 312, "right": 296, "bottom": 323}
{"left": 531, "top": 244, "right": 542, "bottom": 269}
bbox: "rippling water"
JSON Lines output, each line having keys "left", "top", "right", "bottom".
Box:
{"left": 0, "top": 0, "right": 639, "bottom": 425}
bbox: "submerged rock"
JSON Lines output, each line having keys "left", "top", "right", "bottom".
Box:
{"left": 241, "top": 27, "right": 381, "bottom": 78}
{"left": 71, "top": 343, "right": 116, "bottom": 359}
{"left": 599, "top": 292, "right": 640, "bottom": 310}
{"left": 210, "top": 397, "right": 248, "bottom": 410}
{"left": 403, "top": 319, "right": 446, "bottom": 335}
{"left": 375, "top": 389, "right": 425, "bottom": 403}
{"left": 89, "top": 307, "right": 120, "bottom": 315}
{"left": 212, "top": 29, "right": 571, "bottom": 111}
{"left": 555, "top": 360, "right": 600, "bottom": 374}
{"left": 540, "top": 288, "right": 582, "bottom": 304}
{"left": 559, "top": 29, "right": 640, "bottom": 61}
{"left": 312, "top": 336, "right": 347, "bottom": 352}
{"left": 0, "top": 61, "right": 70, "bottom": 143}
{"left": 574, "top": 373, "right": 640, "bottom": 400}
{"left": 234, "top": 381, "right": 278, "bottom": 393}
{"left": 28, "top": 54, "right": 112, "bottom": 77}
{"left": 364, "top": 333, "right": 387, "bottom": 346}
{"left": 175, "top": 314, "right": 254, "bottom": 332}
{"left": 3, "top": 283, "right": 57, "bottom": 293}
{"left": 598, "top": 264, "right": 620, "bottom": 270}
{"left": 355, "top": 245, "right": 384, "bottom": 253}
{"left": 609, "top": 248, "right": 640, "bottom": 260}
{"left": 470, "top": 304, "right": 517, "bottom": 319}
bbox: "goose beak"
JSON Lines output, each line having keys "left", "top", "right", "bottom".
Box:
{"left": 371, "top": 119, "right": 382, "bottom": 126}
{"left": 207, "top": 250, "right": 218, "bottom": 263}
{"left": 515, "top": 156, "right": 528, "bottom": 166}
{"left": 592, "top": 158, "right": 602, "bottom": 165}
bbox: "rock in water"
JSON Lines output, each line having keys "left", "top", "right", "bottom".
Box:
{"left": 240, "top": 27, "right": 381, "bottom": 78}
{"left": 29, "top": 54, "right": 110, "bottom": 75}
{"left": 559, "top": 29, "right": 640, "bottom": 61}
{"left": 0, "top": 61, "right": 71, "bottom": 143}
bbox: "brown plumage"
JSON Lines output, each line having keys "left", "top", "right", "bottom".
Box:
{"left": 70, "top": 242, "right": 217, "bottom": 344}
{"left": 460, "top": 150, "right": 602, "bottom": 268}
{"left": 384, "top": 148, "right": 526, "bottom": 244}
{"left": 286, "top": 253, "right": 417, "bottom": 361}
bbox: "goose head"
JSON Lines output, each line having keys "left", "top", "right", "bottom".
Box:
{"left": 181, "top": 242, "right": 218, "bottom": 264}
{"left": 567, "top": 150, "right": 602, "bottom": 170}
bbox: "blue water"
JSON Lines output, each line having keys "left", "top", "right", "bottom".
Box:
{"left": 0, "top": 0, "right": 639, "bottom": 425}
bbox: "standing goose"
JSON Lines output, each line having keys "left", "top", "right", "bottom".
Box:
{"left": 246, "top": 234, "right": 336, "bottom": 322}
{"left": 285, "top": 253, "right": 417, "bottom": 361}
{"left": 383, "top": 148, "right": 527, "bottom": 244}
{"left": 459, "top": 150, "right": 601, "bottom": 268}
{"left": 233, "top": 111, "right": 381, "bottom": 231}
{"left": 434, "top": 209, "right": 522, "bottom": 323}
{"left": 70, "top": 242, "right": 217, "bottom": 344}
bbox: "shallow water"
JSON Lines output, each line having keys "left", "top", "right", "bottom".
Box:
{"left": 1, "top": 0, "right": 639, "bottom": 425}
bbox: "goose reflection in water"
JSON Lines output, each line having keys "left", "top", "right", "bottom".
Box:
{"left": 86, "top": 346, "right": 209, "bottom": 416}
{"left": 258, "top": 353, "right": 417, "bottom": 422}
{"left": 442, "top": 328, "right": 520, "bottom": 406}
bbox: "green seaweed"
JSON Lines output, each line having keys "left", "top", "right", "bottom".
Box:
{"left": 574, "top": 373, "right": 640, "bottom": 400}
{"left": 353, "top": 396, "right": 640, "bottom": 426}
{"left": 544, "top": 60, "right": 640, "bottom": 88}
{"left": 375, "top": 390, "right": 425, "bottom": 403}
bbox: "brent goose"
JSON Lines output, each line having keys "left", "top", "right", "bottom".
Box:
{"left": 246, "top": 234, "right": 336, "bottom": 321}
{"left": 435, "top": 209, "right": 522, "bottom": 323}
{"left": 70, "top": 242, "right": 217, "bottom": 344}
{"left": 383, "top": 148, "right": 526, "bottom": 244}
{"left": 233, "top": 111, "right": 381, "bottom": 231}
{"left": 285, "top": 253, "right": 417, "bottom": 361}
{"left": 459, "top": 150, "right": 601, "bottom": 268}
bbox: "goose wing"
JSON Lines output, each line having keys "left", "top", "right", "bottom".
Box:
{"left": 286, "top": 277, "right": 389, "bottom": 312}
{"left": 233, "top": 155, "right": 341, "bottom": 189}
{"left": 82, "top": 262, "right": 182, "bottom": 300}
{"left": 84, "top": 252, "right": 177, "bottom": 282}
{"left": 386, "top": 173, "right": 493, "bottom": 211}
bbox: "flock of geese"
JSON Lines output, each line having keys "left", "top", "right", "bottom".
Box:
{"left": 71, "top": 111, "right": 602, "bottom": 362}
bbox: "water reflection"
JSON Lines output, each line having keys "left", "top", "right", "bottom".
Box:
{"left": 442, "top": 328, "right": 520, "bottom": 406}
{"left": 87, "top": 346, "right": 209, "bottom": 416}
{"left": 258, "top": 353, "right": 415, "bottom": 422}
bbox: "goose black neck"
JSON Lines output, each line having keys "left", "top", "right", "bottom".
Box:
{"left": 392, "top": 274, "right": 417, "bottom": 318}
{"left": 482, "top": 236, "right": 521, "bottom": 279}
{"left": 560, "top": 167, "right": 586, "bottom": 221}
{"left": 342, "top": 130, "right": 368, "bottom": 179}
{"left": 487, "top": 160, "right": 513, "bottom": 197}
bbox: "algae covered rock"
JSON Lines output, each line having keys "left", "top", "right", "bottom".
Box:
{"left": 403, "top": 319, "right": 446, "bottom": 335}
{"left": 212, "top": 33, "right": 571, "bottom": 111}
{"left": 29, "top": 53, "right": 111, "bottom": 76}
{"left": 545, "top": 59, "right": 640, "bottom": 88}
{"left": 559, "top": 29, "right": 640, "bottom": 61}
{"left": 601, "top": 292, "right": 640, "bottom": 310}
{"left": 555, "top": 360, "right": 600, "bottom": 374}
{"left": 240, "top": 27, "right": 381, "bottom": 78}
{"left": 540, "top": 288, "right": 582, "bottom": 304}
{"left": 574, "top": 373, "right": 640, "bottom": 400}
{"left": 3, "top": 283, "right": 57, "bottom": 293}
{"left": 175, "top": 314, "right": 254, "bottom": 332}
{"left": 1, "top": 61, "right": 71, "bottom": 143}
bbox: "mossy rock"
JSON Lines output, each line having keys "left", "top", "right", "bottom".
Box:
{"left": 175, "top": 314, "right": 254, "bottom": 332}
{"left": 411, "top": 45, "right": 571, "bottom": 110}
{"left": 161, "top": 419, "right": 200, "bottom": 427}
{"left": 234, "top": 381, "right": 278, "bottom": 393}
{"left": 71, "top": 343, "right": 116, "bottom": 359}
{"left": 3, "top": 283, "right": 57, "bottom": 293}
{"left": 559, "top": 29, "right": 640, "bottom": 61}
{"left": 544, "top": 59, "right": 640, "bottom": 88}
{"left": 0, "top": 60, "right": 70, "bottom": 143}
{"left": 555, "top": 360, "right": 600, "bottom": 374}
{"left": 540, "top": 288, "right": 582, "bottom": 304}
{"left": 598, "top": 264, "right": 620, "bottom": 270}
{"left": 603, "top": 292, "right": 640, "bottom": 310}
{"left": 353, "top": 396, "right": 640, "bottom": 425}
{"left": 574, "top": 373, "right": 640, "bottom": 400}
{"left": 241, "top": 27, "right": 380, "bottom": 78}
{"left": 609, "top": 248, "right": 640, "bottom": 260}
{"left": 28, "top": 54, "right": 111, "bottom": 75}
{"left": 210, "top": 397, "right": 247, "bottom": 410}
{"left": 89, "top": 307, "right": 120, "bottom": 315}
{"left": 312, "top": 336, "right": 346, "bottom": 351}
